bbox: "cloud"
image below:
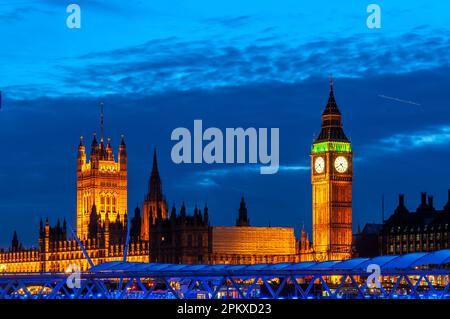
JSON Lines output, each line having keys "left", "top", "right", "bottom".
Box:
{"left": 5, "top": 27, "right": 450, "bottom": 100}
{"left": 204, "top": 15, "right": 252, "bottom": 28}
{"left": 376, "top": 126, "right": 450, "bottom": 152}
{"left": 0, "top": 5, "right": 53, "bottom": 23}
{"left": 182, "top": 164, "right": 309, "bottom": 188}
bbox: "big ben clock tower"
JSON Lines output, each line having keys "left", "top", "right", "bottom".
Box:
{"left": 311, "top": 79, "right": 352, "bottom": 261}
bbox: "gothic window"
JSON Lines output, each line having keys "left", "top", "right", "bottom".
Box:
{"left": 106, "top": 196, "right": 111, "bottom": 213}
{"left": 112, "top": 196, "right": 116, "bottom": 213}
{"left": 101, "top": 195, "right": 105, "bottom": 212}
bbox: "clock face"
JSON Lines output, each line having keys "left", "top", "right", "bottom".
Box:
{"left": 334, "top": 156, "right": 348, "bottom": 173}
{"left": 314, "top": 156, "right": 325, "bottom": 173}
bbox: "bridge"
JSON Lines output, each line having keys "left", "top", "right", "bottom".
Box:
{"left": 1, "top": 250, "right": 449, "bottom": 299}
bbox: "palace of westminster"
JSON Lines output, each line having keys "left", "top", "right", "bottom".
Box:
{"left": 1, "top": 82, "right": 449, "bottom": 273}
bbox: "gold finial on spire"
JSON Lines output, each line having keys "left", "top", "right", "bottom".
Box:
{"left": 329, "top": 74, "right": 334, "bottom": 91}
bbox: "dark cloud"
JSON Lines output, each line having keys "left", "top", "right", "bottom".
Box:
{"left": 5, "top": 27, "right": 448, "bottom": 100}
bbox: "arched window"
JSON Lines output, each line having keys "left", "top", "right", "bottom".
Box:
{"left": 101, "top": 195, "right": 106, "bottom": 212}
{"left": 106, "top": 196, "right": 111, "bottom": 213}
{"left": 112, "top": 196, "right": 116, "bottom": 213}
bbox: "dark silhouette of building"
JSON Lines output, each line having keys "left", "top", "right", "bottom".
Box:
{"left": 379, "top": 191, "right": 450, "bottom": 255}
{"left": 149, "top": 203, "right": 210, "bottom": 264}
{"left": 141, "top": 148, "right": 167, "bottom": 240}
{"left": 236, "top": 197, "right": 250, "bottom": 226}
{"left": 355, "top": 191, "right": 450, "bottom": 257}
{"left": 353, "top": 223, "right": 382, "bottom": 257}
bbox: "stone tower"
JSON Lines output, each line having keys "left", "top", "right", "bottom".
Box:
{"left": 76, "top": 107, "right": 127, "bottom": 240}
{"left": 311, "top": 79, "right": 353, "bottom": 261}
{"left": 141, "top": 148, "right": 167, "bottom": 240}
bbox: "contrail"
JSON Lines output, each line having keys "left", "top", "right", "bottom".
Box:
{"left": 378, "top": 94, "right": 421, "bottom": 106}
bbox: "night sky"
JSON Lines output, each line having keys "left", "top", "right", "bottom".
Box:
{"left": 0, "top": 0, "right": 450, "bottom": 247}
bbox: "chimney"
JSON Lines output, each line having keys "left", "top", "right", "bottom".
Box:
{"left": 399, "top": 194, "right": 405, "bottom": 206}
{"left": 428, "top": 195, "right": 434, "bottom": 210}
{"left": 421, "top": 192, "right": 427, "bottom": 205}
{"left": 444, "top": 189, "right": 450, "bottom": 211}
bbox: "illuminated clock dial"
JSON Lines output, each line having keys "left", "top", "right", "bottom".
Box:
{"left": 334, "top": 156, "right": 348, "bottom": 173}
{"left": 314, "top": 156, "right": 325, "bottom": 173}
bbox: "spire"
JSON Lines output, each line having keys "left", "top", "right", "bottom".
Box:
{"left": 11, "top": 231, "right": 19, "bottom": 251}
{"left": 236, "top": 196, "right": 250, "bottom": 226}
{"left": 170, "top": 204, "right": 176, "bottom": 220}
{"left": 322, "top": 76, "right": 340, "bottom": 115}
{"left": 152, "top": 148, "right": 158, "bottom": 173}
{"left": 314, "top": 78, "right": 349, "bottom": 143}
{"left": 147, "top": 147, "right": 164, "bottom": 201}
{"left": 180, "top": 202, "right": 186, "bottom": 218}
{"left": 91, "top": 133, "right": 98, "bottom": 152}
{"left": 79, "top": 136, "right": 84, "bottom": 147}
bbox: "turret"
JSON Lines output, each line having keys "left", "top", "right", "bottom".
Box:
{"left": 77, "top": 136, "right": 86, "bottom": 172}
{"left": 106, "top": 137, "right": 114, "bottom": 160}
{"left": 43, "top": 218, "right": 50, "bottom": 253}
{"left": 170, "top": 205, "right": 177, "bottom": 222}
{"left": 236, "top": 197, "right": 250, "bottom": 226}
{"left": 180, "top": 202, "right": 186, "bottom": 220}
{"left": 90, "top": 133, "right": 99, "bottom": 169}
{"left": 119, "top": 135, "right": 127, "bottom": 171}
{"left": 204, "top": 203, "right": 209, "bottom": 225}
{"left": 11, "top": 231, "right": 19, "bottom": 252}
{"left": 194, "top": 204, "right": 199, "bottom": 224}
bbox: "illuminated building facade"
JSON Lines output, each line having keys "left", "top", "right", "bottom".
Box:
{"left": 0, "top": 81, "right": 360, "bottom": 272}
{"left": 311, "top": 79, "right": 353, "bottom": 261}
{"left": 76, "top": 130, "right": 128, "bottom": 240}
{"left": 149, "top": 198, "right": 299, "bottom": 264}
{"left": 141, "top": 149, "right": 168, "bottom": 241}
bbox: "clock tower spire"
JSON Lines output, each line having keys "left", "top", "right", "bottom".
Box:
{"left": 311, "top": 80, "right": 353, "bottom": 261}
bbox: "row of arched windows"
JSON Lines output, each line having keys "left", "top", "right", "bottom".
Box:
{"left": 83, "top": 192, "right": 118, "bottom": 214}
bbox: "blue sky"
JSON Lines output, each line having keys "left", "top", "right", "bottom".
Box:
{"left": 0, "top": 0, "right": 450, "bottom": 246}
